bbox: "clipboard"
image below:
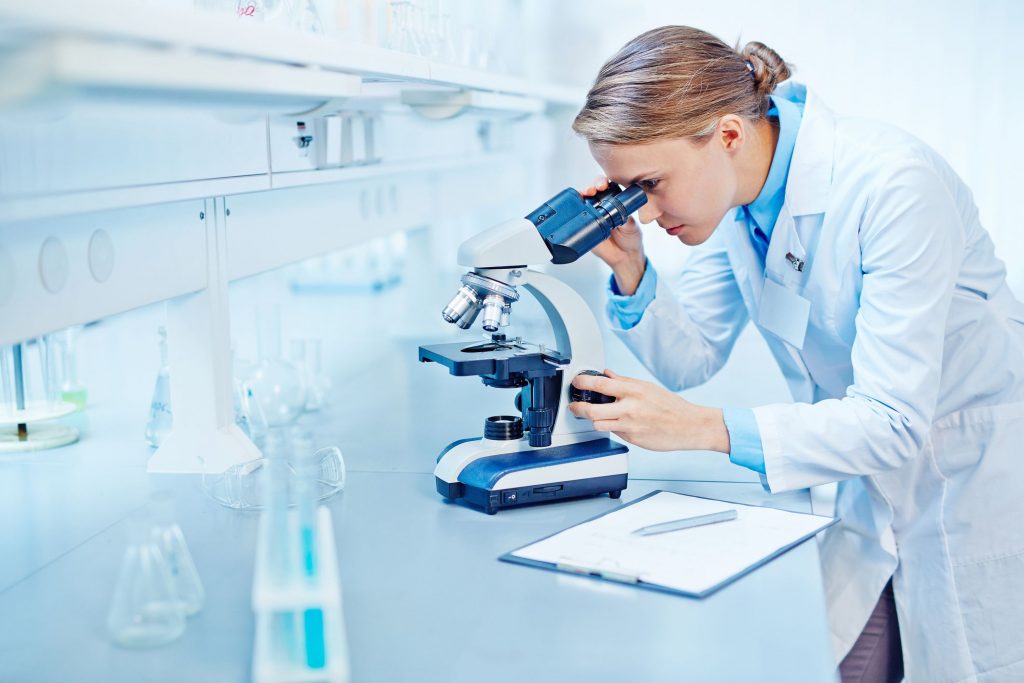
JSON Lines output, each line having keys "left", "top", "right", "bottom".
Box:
{"left": 499, "top": 490, "right": 838, "bottom": 599}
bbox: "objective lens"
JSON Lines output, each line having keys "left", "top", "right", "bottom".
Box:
{"left": 455, "top": 303, "right": 481, "bottom": 330}
{"left": 480, "top": 294, "right": 505, "bottom": 332}
{"left": 442, "top": 285, "right": 478, "bottom": 324}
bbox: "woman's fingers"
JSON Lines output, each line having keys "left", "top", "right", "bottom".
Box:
{"left": 568, "top": 400, "right": 623, "bottom": 422}
{"left": 580, "top": 176, "right": 611, "bottom": 198}
{"left": 571, "top": 371, "right": 631, "bottom": 398}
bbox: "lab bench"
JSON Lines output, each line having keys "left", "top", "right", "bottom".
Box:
{"left": 0, "top": 470, "right": 837, "bottom": 683}
{"left": 0, "top": 317, "right": 837, "bottom": 683}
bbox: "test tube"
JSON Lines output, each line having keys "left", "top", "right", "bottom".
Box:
{"left": 261, "top": 426, "right": 298, "bottom": 666}
{"left": 294, "top": 434, "right": 325, "bottom": 670}
{"left": 13, "top": 344, "right": 26, "bottom": 439}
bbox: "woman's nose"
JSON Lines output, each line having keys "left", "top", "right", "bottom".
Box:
{"left": 638, "top": 200, "right": 661, "bottom": 225}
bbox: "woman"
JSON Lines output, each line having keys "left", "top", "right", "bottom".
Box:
{"left": 566, "top": 26, "right": 1024, "bottom": 683}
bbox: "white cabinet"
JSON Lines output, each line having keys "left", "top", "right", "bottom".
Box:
{"left": 0, "top": 200, "right": 208, "bottom": 345}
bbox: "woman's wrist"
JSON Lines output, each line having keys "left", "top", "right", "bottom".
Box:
{"left": 696, "top": 406, "right": 731, "bottom": 454}
{"left": 612, "top": 254, "right": 647, "bottom": 296}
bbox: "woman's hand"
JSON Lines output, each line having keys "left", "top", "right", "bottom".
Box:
{"left": 579, "top": 177, "right": 647, "bottom": 294}
{"left": 567, "top": 369, "right": 731, "bottom": 453}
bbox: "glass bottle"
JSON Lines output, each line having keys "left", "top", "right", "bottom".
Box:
{"left": 148, "top": 492, "right": 205, "bottom": 616}
{"left": 145, "top": 326, "right": 173, "bottom": 448}
{"left": 107, "top": 511, "right": 186, "bottom": 648}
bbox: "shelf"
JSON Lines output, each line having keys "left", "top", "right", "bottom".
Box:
{"left": 0, "top": 0, "right": 586, "bottom": 109}
{"left": 0, "top": 152, "right": 542, "bottom": 224}
{"left": 1, "top": 36, "right": 362, "bottom": 113}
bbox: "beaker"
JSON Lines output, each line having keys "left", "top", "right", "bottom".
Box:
{"left": 107, "top": 511, "right": 186, "bottom": 648}
{"left": 148, "top": 492, "right": 205, "bottom": 616}
{"left": 144, "top": 326, "right": 172, "bottom": 448}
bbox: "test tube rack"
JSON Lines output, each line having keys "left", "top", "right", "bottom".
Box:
{"left": 252, "top": 506, "right": 351, "bottom": 683}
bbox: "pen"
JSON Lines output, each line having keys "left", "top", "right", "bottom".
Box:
{"left": 632, "top": 509, "right": 738, "bottom": 536}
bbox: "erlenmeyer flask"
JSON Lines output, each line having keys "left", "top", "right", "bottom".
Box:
{"left": 148, "top": 492, "right": 205, "bottom": 616}
{"left": 107, "top": 511, "right": 186, "bottom": 648}
{"left": 145, "top": 326, "right": 172, "bottom": 448}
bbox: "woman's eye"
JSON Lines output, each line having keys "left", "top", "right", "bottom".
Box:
{"left": 640, "top": 179, "right": 659, "bottom": 191}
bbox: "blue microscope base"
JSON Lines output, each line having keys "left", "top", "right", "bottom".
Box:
{"left": 436, "top": 474, "right": 628, "bottom": 515}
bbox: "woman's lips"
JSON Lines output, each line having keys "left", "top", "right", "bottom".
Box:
{"left": 664, "top": 224, "right": 685, "bottom": 236}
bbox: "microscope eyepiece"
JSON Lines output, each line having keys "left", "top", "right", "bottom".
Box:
{"left": 526, "top": 183, "right": 648, "bottom": 264}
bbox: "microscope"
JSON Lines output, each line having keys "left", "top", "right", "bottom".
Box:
{"left": 419, "top": 184, "right": 647, "bottom": 514}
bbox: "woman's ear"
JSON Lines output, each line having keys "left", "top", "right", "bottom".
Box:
{"left": 716, "top": 114, "right": 746, "bottom": 153}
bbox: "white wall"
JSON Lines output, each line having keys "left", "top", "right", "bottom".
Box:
{"left": 540, "top": 0, "right": 1024, "bottom": 295}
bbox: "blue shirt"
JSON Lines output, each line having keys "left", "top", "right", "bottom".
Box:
{"left": 606, "top": 94, "right": 804, "bottom": 476}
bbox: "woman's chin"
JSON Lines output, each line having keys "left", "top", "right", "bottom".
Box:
{"left": 675, "top": 225, "right": 714, "bottom": 246}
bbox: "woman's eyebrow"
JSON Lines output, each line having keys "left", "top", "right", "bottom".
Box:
{"left": 619, "top": 170, "right": 659, "bottom": 185}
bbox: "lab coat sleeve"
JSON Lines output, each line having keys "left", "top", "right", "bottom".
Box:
{"left": 608, "top": 231, "right": 750, "bottom": 392}
{"left": 755, "top": 163, "right": 965, "bottom": 493}
{"left": 606, "top": 258, "right": 658, "bottom": 329}
{"left": 723, "top": 407, "right": 767, "bottom": 474}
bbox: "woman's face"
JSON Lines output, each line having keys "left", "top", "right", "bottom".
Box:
{"left": 589, "top": 118, "right": 750, "bottom": 246}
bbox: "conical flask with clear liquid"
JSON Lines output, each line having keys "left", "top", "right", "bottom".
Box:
{"left": 148, "top": 492, "right": 205, "bottom": 616}
{"left": 107, "top": 510, "right": 186, "bottom": 648}
{"left": 145, "top": 326, "right": 172, "bottom": 447}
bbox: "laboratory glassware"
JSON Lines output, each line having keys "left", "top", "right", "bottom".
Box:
{"left": 145, "top": 326, "right": 173, "bottom": 448}
{"left": 290, "top": 0, "right": 323, "bottom": 33}
{"left": 0, "top": 340, "right": 79, "bottom": 453}
{"left": 107, "top": 510, "right": 186, "bottom": 648}
{"left": 387, "top": 0, "right": 423, "bottom": 55}
{"left": 235, "top": 377, "right": 270, "bottom": 445}
{"left": 289, "top": 338, "right": 331, "bottom": 412}
{"left": 148, "top": 491, "right": 205, "bottom": 616}
{"left": 58, "top": 326, "right": 87, "bottom": 409}
{"left": 247, "top": 306, "right": 306, "bottom": 427}
{"left": 294, "top": 437, "right": 325, "bottom": 669}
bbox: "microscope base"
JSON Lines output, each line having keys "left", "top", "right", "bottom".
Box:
{"left": 437, "top": 473, "right": 627, "bottom": 515}
{"left": 435, "top": 437, "right": 629, "bottom": 514}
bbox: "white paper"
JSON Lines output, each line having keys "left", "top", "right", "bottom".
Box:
{"left": 511, "top": 492, "right": 834, "bottom": 595}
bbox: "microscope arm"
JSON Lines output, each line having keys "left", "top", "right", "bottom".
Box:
{"left": 475, "top": 266, "right": 605, "bottom": 439}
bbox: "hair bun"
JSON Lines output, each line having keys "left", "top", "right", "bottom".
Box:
{"left": 741, "top": 41, "right": 791, "bottom": 96}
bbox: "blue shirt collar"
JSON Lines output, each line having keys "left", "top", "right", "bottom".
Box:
{"left": 737, "top": 94, "right": 803, "bottom": 242}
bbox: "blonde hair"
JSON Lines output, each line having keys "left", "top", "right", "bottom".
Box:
{"left": 572, "top": 26, "right": 792, "bottom": 145}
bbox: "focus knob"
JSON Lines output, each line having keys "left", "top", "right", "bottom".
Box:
{"left": 569, "top": 370, "right": 616, "bottom": 404}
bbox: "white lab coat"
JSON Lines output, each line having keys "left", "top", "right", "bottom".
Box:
{"left": 610, "top": 82, "right": 1024, "bottom": 682}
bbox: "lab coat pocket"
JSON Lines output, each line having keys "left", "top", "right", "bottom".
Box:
{"left": 952, "top": 553, "right": 1024, "bottom": 677}
{"left": 931, "top": 402, "right": 1024, "bottom": 562}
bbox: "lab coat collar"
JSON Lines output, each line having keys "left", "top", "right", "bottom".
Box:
{"left": 775, "top": 82, "right": 835, "bottom": 217}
